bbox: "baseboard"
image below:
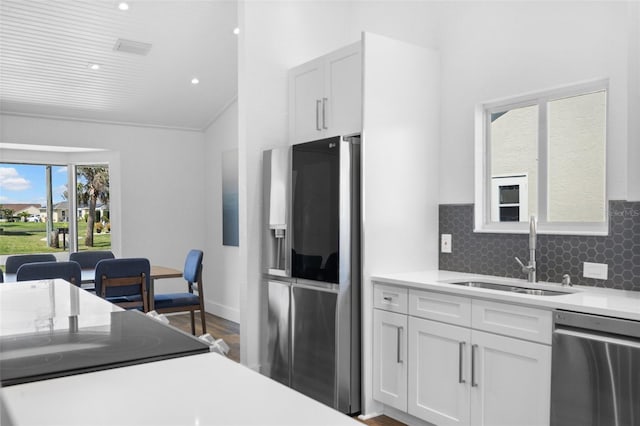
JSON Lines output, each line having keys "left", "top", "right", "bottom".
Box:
{"left": 204, "top": 298, "right": 240, "bottom": 323}
{"left": 357, "top": 412, "right": 383, "bottom": 421}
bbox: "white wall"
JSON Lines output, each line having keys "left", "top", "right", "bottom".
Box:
{"left": 0, "top": 114, "right": 207, "bottom": 293}
{"left": 203, "top": 100, "right": 241, "bottom": 322}
{"left": 361, "top": 32, "right": 440, "bottom": 416}
{"left": 437, "top": 1, "right": 631, "bottom": 204}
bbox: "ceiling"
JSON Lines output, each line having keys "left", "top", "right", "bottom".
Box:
{"left": 0, "top": 0, "right": 238, "bottom": 131}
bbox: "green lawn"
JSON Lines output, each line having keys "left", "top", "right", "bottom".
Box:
{"left": 0, "top": 221, "right": 111, "bottom": 256}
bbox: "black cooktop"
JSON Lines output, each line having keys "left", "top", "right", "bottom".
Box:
{"left": 0, "top": 310, "right": 210, "bottom": 386}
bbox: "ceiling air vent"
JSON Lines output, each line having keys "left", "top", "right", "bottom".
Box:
{"left": 113, "top": 38, "right": 152, "bottom": 56}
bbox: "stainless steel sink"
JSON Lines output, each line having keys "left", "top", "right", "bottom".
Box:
{"left": 449, "top": 281, "right": 570, "bottom": 296}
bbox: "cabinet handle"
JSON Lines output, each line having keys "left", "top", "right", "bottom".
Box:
{"left": 471, "top": 344, "right": 478, "bottom": 387}
{"left": 458, "top": 341, "right": 466, "bottom": 383}
{"left": 316, "top": 99, "right": 321, "bottom": 131}
{"left": 322, "top": 97, "right": 328, "bottom": 129}
{"left": 397, "top": 326, "right": 403, "bottom": 363}
{"left": 383, "top": 296, "right": 393, "bottom": 302}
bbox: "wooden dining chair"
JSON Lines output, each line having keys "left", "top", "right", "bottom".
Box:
{"left": 16, "top": 261, "right": 83, "bottom": 286}
{"left": 5, "top": 254, "right": 57, "bottom": 274}
{"left": 69, "top": 250, "right": 115, "bottom": 269}
{"left": 94, "top": 258, "right": 150, "bottom": 312}
{"left": 153, "top": 250, "right": 206, "bottom": 335}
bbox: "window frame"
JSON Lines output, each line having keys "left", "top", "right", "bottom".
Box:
{"left": 0, "top": 145, "right": 119, "bottom": 263}
{"left": 491, "top": 174, "right": 528, "bottom": 223}
{"left": 474, "top": 79, "right": 609, "bottom": 235}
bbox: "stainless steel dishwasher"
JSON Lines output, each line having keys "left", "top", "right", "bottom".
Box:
{"left": 551, "top": 310, "right": 640, "bottom": 426}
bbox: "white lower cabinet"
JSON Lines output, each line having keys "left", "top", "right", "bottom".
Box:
{"left": 408, "top": 317, "right": 471, "bottom": 426}
{"left": 373, "top": 309, "right": 408, "bottom": 411}
{"left": 373, "top": 285, "right": 552, "bottom": 426}
{"left": 470, "top": 330, "right": 551, "bottom": 426}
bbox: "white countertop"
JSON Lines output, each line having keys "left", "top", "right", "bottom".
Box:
{"left": 1, "top": 352, "right": 361, "bottom": 426}
{"left": 0, "top": 279, "right": 121, "bottom": 338}
{"left": 372, "top": 270, "right": 640, "bottom": 321}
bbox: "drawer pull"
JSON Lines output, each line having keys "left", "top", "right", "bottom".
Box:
{"left": 383, "top": 296, "right": 393, "bottom": 302}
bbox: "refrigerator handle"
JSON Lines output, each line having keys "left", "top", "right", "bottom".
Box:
{"left": 289, "top": 285, "right": 295, "bottom": 382}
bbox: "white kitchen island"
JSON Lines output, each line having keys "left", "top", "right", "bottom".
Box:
{"left": 0, "top": 280, "right": 361, "bottom": 426}
{"left": 2, "top": 352, "right": 361, "bottom": 425}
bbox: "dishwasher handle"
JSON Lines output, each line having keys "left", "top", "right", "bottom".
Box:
{"left": 554, "top": 328, "right": 640, "bottom": 350}
{"left": 554, "top": 310, "right": 640, "bottom": 340}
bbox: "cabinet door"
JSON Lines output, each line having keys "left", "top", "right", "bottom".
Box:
{"left": 289, "top": 57, "right": 325, "bottom": 143}
{"left": 470, "top": 330, "right": 551, "bottom": 426}
{"left": 324, "top": 43, "right": 361, "bottom": 138}
{"left": 373, "top": 309, "right": 407, "bottom": 411}
{"left": 408, "top": 317, "right": 471, "bottom": 426}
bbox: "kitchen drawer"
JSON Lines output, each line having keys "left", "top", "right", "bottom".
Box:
{"left": 472, "top": 300, "right": 552, "bottom": 344}
{"left": 373, "top": 283, "right": 408, "bottom": 314}
{"left": 408, "top": 289, "right": 471, "bottom": 327}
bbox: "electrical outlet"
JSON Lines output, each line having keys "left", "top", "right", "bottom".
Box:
{"left": 583, "top": 262, "right": 608, "bottom": 280}
{"left": 441, "top": 234, "right": 452, "bottom": 253}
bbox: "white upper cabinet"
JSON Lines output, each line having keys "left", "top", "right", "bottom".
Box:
{"left": 288, "top": 43, "right": 361, "bottom": 143}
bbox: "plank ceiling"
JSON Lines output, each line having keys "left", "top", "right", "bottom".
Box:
{"left": 0, "top": 0, "right": 238, "bottom": 131}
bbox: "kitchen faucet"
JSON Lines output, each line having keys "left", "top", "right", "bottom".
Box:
{"left": 515, "top": 216, "right": 537, "bottom": 282}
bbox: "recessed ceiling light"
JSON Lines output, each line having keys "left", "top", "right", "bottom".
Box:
{"left": 118, "top": 2, "right": 129, "bottom": 11}
{"left": 191, "top": 78, "right": 200, "bottom": 85}
{"left": 233, "top": 27, "right": 240, "bottom": 35}
{"left": 88, "top": 63, "right": 101, "bottom": 70}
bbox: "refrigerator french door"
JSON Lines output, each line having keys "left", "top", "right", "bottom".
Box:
{"left": 263, "top": 135, "right": 361, "bottom": 415}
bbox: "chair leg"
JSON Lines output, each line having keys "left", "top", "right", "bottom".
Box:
{"left": 190, "top": 311, "right": 196, "bottom": 335}
{"left": 200, "top": 309, "right": 207, "bottom": 335}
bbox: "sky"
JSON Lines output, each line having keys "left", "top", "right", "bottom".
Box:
{"left": 0, "top": 163, "right": 68, "bottom": 206}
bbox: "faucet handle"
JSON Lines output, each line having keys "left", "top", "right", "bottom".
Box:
{"left": 562, "top": 274, "right": 572, "bottom": 287}
{"left": 515, "top": 256, "right": 535, "bottom": 273}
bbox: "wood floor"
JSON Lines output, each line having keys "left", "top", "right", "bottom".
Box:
{"left": 168, "top": 311, "right": 241, "bottom": 362}
{"left": 169, "top": 312, "right": 405, "bottom": 426}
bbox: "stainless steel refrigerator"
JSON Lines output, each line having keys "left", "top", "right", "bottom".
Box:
{"left": 262, "top": 135, "right": 361, "bottom": 415}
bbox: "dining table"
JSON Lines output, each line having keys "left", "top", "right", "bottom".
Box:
{"left": 2, "top": 265, "right": 183, "bottom": 311}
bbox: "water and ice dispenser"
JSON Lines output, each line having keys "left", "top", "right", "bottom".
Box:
{"left": 263, "top": 147, "right": 290, "bottom": 277}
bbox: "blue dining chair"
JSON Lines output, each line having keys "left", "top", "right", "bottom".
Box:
{"left": 154, "top": 250, "right": 206, "bottom": 335}
{"left": 69, "top": 250, "right": 115, "bottom": 269}
{"left": 5, "top": 254, "right": 57, "bottom": 274}
{"left": 94, "top": 258, "right": 150, "bottom": 312}
{"left": 16, "top": 261, "right": 82, "bottom": 286}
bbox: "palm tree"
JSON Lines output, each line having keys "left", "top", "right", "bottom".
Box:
{"left": 77, "top": 167, "right": 109, "bottom": 247}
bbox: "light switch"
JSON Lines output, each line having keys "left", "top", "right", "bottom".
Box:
{"left": 583, "top": 262, "right": 608, "bottom": 280}
{"left": 441, "top": 234, "right": 452, "bottom": 253}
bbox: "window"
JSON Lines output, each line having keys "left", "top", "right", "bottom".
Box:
{"left": 491, "top": 175, "right": 528, "bottom": 222}
{"left": 475, "top": 80, "right": 608, "bottom": 235}
{"left": 0, "top": 162, "right": 111, "bottom": 256}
